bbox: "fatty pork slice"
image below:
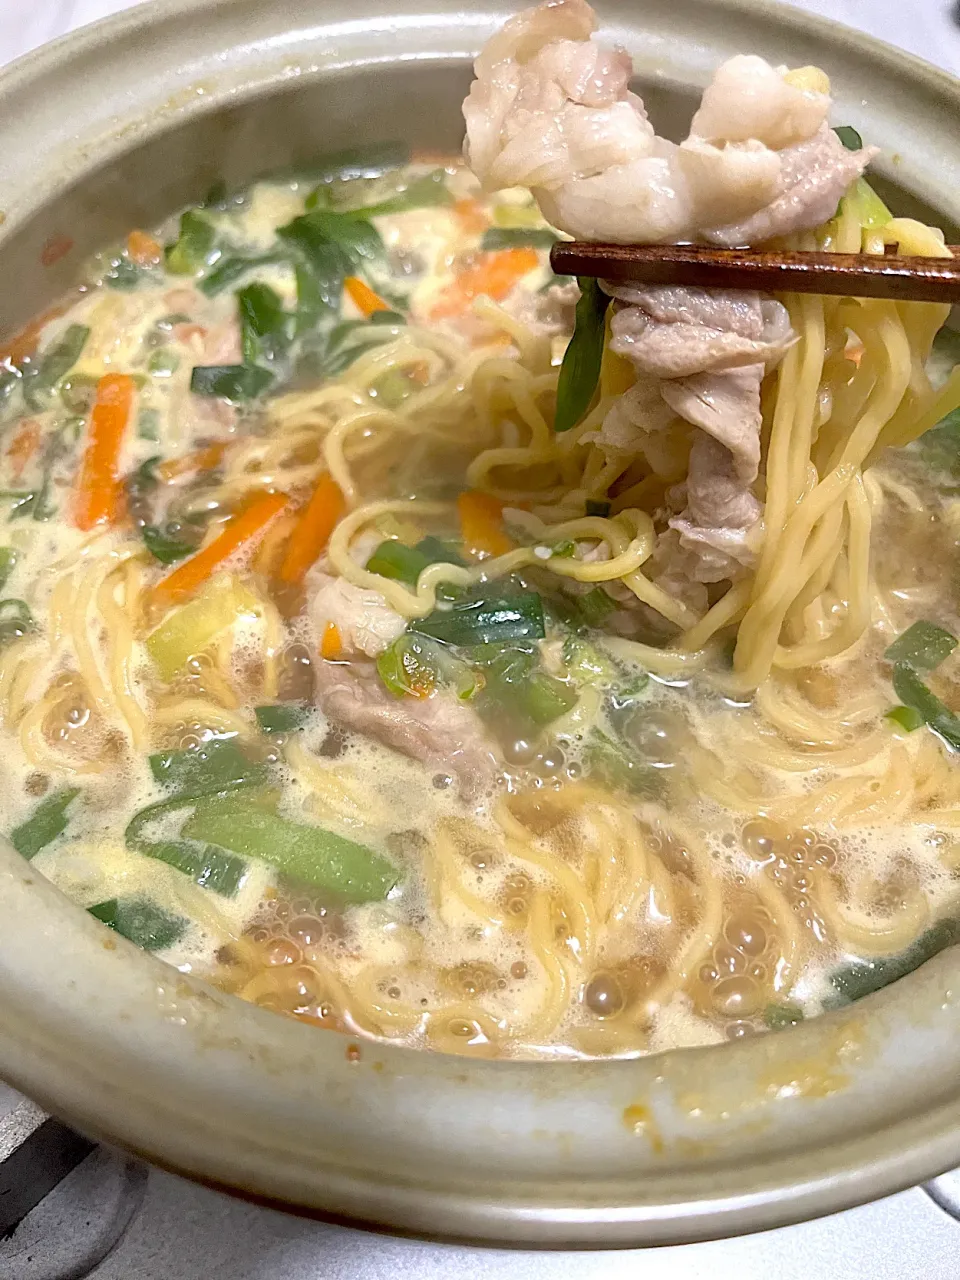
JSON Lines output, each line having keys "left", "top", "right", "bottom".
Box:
{"left": 606, "top": 284, "right": 794, "bottom": 381}
{"left": 314, "top": 659, "right": 499, "bottom": 800}
{"left": 463, "top": 2, "right": 875, "bottom": 246}
{"left": 668, "top": 433, "right": 763, "bottom": 583}
{"left": 700, "top": 125, "right": 875, "bottom": 247}
{"left": 311, "top": 575, "right": 407, "bottom": 659}
{"left": 463, "top": 0, "right": 694, "bottom": 242}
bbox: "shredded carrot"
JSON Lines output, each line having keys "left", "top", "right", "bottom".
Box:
{"left": 149, "top": 490, "right": 290, "bottom": 612}
{"left": 0, "top": 304, "right": 67, "bottom": 366}
{"left": 320, "top": 621, "right": 343, "bottom": 660}
{"left": 279, "top": 473, "right": 346, "bottom": 586}
{"left": 127, "top": 229, "right": 163, "bottom": 267}
{"left": 457, "top": 490, "right": 514, "bottom": 559}
{"left": 430, "top": 248, "right": 539, "bottom": 320}
{"left": 6, "top": 419, "right": 41, "bottom": 480}
{"left": 157, "top": 442, "right": 227, "bottom": 482}
{"left": 453, "top": 197, "right": 489, "bottom": 234}
{"left": 251, "top": 510, "right": 300, "bottom": 579}
{"left": 345, "top": 276, "right": 391, "bottom": 318}
{"left": 74, "top": 373, "right": 137, "bottom": 531}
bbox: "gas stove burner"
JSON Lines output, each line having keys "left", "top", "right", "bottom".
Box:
{"left": 0, "top": 1088, "right": 145, "bottom": 1280}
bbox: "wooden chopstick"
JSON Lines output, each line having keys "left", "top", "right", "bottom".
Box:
{"left": 549, "top": 241, "right": 960, "bottom": 304}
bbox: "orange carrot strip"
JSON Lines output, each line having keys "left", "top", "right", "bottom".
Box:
{"left": 453, "top": 197, "right": 489, "bottom": 234}
{"left": 430, "top": 248, "right": 539, "bottom": 320}
{"left": 458, "top": 490, "right": 514, "bottom": 559}
{"left": 345, "top": 276, "right": 391, "bottom": 318}
{"left": 279, "top": 473, "right": 346, "bottom": 586}
{"left": 74, "top": 374, "right": 137, "bottom": 531}
{"left": 149, "top": 490, "right": 289, "bottom": 611}
{"left": 127, "top": 229, "right": 163, "bottom": 267}
{"left": 0, "top": 305, "right": 67, "bottom": 367}
{"left": 320, "top": 621, "right": 342, "bottom": 660}
{"left": 157, "top": 442, "right": 227, "bottom": 482}
{"left": 6, "top": 419, "right": 41, "bottom": 480}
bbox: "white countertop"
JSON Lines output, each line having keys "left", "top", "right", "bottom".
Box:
{"left": 2, "top": 0, "right": 960, "bottom": 75}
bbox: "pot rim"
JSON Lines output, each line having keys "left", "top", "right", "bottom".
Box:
{"left": 1, "top": 0, "right": 960, "bottom": 1247}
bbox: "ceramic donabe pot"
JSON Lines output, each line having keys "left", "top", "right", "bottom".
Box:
{"left": 0, "top": 0, "right": 960, "bottom": 1247}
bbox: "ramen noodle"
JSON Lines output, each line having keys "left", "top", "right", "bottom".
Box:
{"left": 2, "top": 2, "right": 960, "bottom": 1059}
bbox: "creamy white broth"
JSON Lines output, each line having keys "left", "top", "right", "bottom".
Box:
{"left": 0, "top": 83, "right": 959, "bottom": 1061}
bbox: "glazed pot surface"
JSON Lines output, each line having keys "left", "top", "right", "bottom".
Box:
{"left": 1, "top": 0, "right": 960, "bottom": 1246}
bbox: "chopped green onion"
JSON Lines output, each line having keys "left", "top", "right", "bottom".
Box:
{"left": 149, "top": 738, "right": 268, "bottom": 794}
{"left": 891, "top": 664, "right": 960, "bottom": 752}
{"left": 254, "top": 703, "right": 310, "bottom": 734}
{"left": 828, "top": 916, "right": 960, "bottom": 1005}
{"left": 377, "top": 633, "right": 440, "bottom": 698}
{"left": 141, "top": 522, "right": 203, "bottom": 565}
{"left": 199, "top": 251, "right": 287, "bottom": 297}
{"left": 89, "top": 897, "right": 187, "bottom": 951}
{"left": 11, "top": 787, "right": 80, "bottom": 859}
{"left": 609, "top": 672, "right": 649, "bottom": 711}
{"left": 842, "top": 179, "right": 891, "bottom": 231}
{"left": 335, "top": 170, "right": 453, "bottom": 219}
{"left": 561, "top": 634, "right": 620, "bottom": 685}
{"left": 237, "top": 282, "right": 289, "bottom": 363}
{"left": 584, "top": 729, "right": 662, "bottom": 800}
{"left": 23, "top": 325, "right": 90, "bottom": 410}
{"left": 0, "top": 598, "right": 34, "bottom": 646}
{"left": 126, "top": 795, "right": 249, "bottom": 896}
{"left": 137, "top": 408, "right": 161, "bottom": 441}
{"left": 366, "top": 539, "right": 432, "bottom": 586}
{"left": 523, "top": 671, "right": 578, "bottom": 725}
{"left": 885, "top": 620, "right": 957, "bottom": 671}
{"left": 279, "top": 209, "right": 384, "bottom": 271}
{"left": 833, "top": 125, "right": 863, "bottom": 151}
{"left": 577, "top": 586, "right": 616, "bottom": 627}
{"left": 886, "top": 704, "right": 924, "bottom": 733}
{"left": 554, "top": 278, "right": 610, "bottom": 433}
{"left": 414, "top": 591, "right": 545, "bottom": 646}
{"left": 763, "top": 1002, "right": 805, "bottom": 1029}
{"left": 293, "top": 261, "right": 329, "bottom": 334}
{"left": 550, "top": 539, "right": 576, "bottom": 558}
{"left": 414, "top": 536, "right": 466, "bottom": 568}
{"left": 480, "top": 227, "right": 558, "bottom": 251}
{"left": 918, "top": 405, "right": 960, "bottom": 476}
{"left": 201, "top": 179, "right": 230, "bottom": 209}
{"left": 182, "top": 794, "right": 398, "bottom": 901}
{"left": 105, "top": 258, "right": 148, "bottom": 290}
{"left": 165, "top": 211, "right": 217, "bottom": 275}
{"left": 190, "top": 364, "right": 274, "bottom": 401}
{"left": 148, "top": 348, "right": 180, "bottom": 377}
{"left": 0, "top": 548, "right": 17, "bottom": 593}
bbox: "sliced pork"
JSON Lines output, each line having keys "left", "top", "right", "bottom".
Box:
{"left": 702, "top": 125, "right": 872, "bottom": 247}
{"left": 462, "top": 0, "right": 877, "bottom": 608}
{"left": 310, "top": 575, "right": 407, "bottom": 659}
{"left": 314, "top": 660, "right": 499, "bottom": 799}
{"left": 606, "top": 284, "right": 794, "bottom": 380}
{"left": 669, "top": 435, "right": 763, "bottom": 583}
{"left": 462, "top": 0, "right": 873, "bottom": 245}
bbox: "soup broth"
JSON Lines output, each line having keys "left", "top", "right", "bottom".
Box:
{"left": 3, "top": 11, "right": 960, "bottom": 1058}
